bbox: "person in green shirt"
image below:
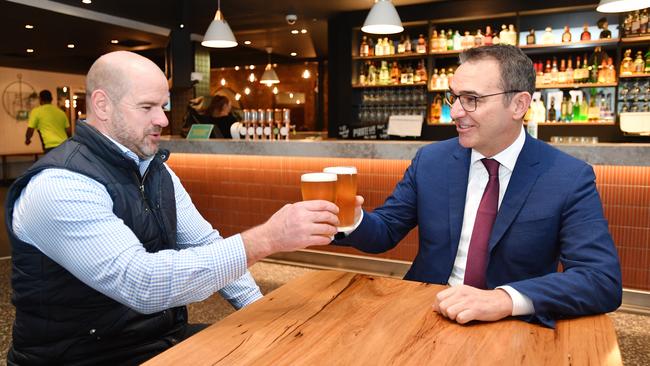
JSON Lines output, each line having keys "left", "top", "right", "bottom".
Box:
{"left": 25, "top": 90, "right": 71, "bottom": 153}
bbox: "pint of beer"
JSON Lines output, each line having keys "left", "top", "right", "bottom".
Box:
{"left": 323, "top": 166, "right": 357, "bottom": 231}
{"left": 300, "top": 172, "right": 337, "bottom": 203}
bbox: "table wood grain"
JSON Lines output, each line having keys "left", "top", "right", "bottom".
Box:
{"left": 144, "top": 270, "right": 622, "bottom": 366}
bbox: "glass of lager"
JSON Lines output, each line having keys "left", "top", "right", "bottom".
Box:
{"left": 300, "top": 172, "right": 337, "bottom": 203}
{"left": 323, "top": 166, "right": 357, "bottom": 231}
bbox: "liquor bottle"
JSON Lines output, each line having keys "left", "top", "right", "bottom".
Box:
{"left": 397, "top": 35, "right": 406, "bottom": 54}
{"left": 624, "top": 14, "right": 633, "bottom": 36}
{"left": 430, "top": 95, "right": 442, "bottom": 124}
{"left": 543, "top": 59, "right": 552, "bottom": 84}
{"left": 440, "top": 100, "right": 452, "bottom": 123}
{"left": 474, "top": 29, "right": 484, "bottom": 47}
{"left": 541, "top": 27, "right": 555, "bottom": 44}
{"left": 572, "top": 95, "right": 581, "bottom": 121}
{"left": 551, "top": 57, "right": 559, "bottom": 84}
{"left": 446, "top": 67, "right": 455, "bottom": 85}
{"left": 388, "top": 37, "right": 395, "bottom": 55}
{"left": 526, "top": 29, "right": 536, "bottom": 45}
{"left": 606, "top": 57, "right": 616, "bottom": 83}
{"left": 430, "top": 68, "right": 439, "bottom": 90}
{"left": 367, "top": 62, "right": 377, "bottom": 85}
{"left": 439, "top": 69, "right": 448, "bottom": 90}
{"left": 367, "top": 37, "right": 375, "bottom": 56}
{"left": 574, "top": 56, "right": 582, "bottom": 83}
{"left": 560, "top": 95, "right": 569, "bottom": 122}
{"left": 390, "top": 61, "right": 400, "bottom": 84}
{"left": 439, "top": 30, "right": 447, "bottom": 51}
{"left": 446, "top": 30, "right": 454, "bottom": 50}
{"left": 463, "top": 31, "right": 475, "bottom": 50}
{"left": 484, "top": 26, "right": 493, "bottom": 46}
{"left": 375, "top": 37, "right": 382, "bottom": 56}
{"left": 580, "top": 23, "right": 591, "bottom": 41}
{"left": 587, "top": 91, "right": 600, "bottom": 121}
{"left": 379, "top": 60, "right": 390, "bottom": 85}
{"left": 359, "top": 62, "right": 367, "bottom": 85}
{"left": 597, "top": 58, "right": 607, "bottom": 83}
{"left": 579, "top": 94, "right": 588, "bottom": 121}
{"left": 566, "top": 95, "right": 573, "bottom": 122}
{"left": 621, "top": 49, "right": 633, "bottom": 75}
{"left": 430, "top": 30, "right": 439, "bottom": 52}
{"left": 548, "top": 97, "right": 557, "bottom": 122}
{"left": 645, "top": 48, "right": 650, "bottom": 73}
{"left": 632, "top": 10, "right": 641, "bottom": 35}
{"left": 641, "top": 9, "right": 649, "bottom": 34}
{"left": 508, "top": 24, "right": 517, "bottom": 45}
{"left": 581, "top": 53, "right": 590, "bottom": 82}
{"left": 566, "top": 58, "right": 574, "bottom": 84}
{"left": 360, "top": 36, "right": 369, "bottom": 57}
{"left": 453, "top": 30, "right": 462, "bottom": 50}
{"left": 385, "top": 37, "right": 392, "bottom": 55}
{"left": 416, "top": 34, "right": 427, "bottom": 53}
{"left": 558, "top": 58, "right": 567, "bottom": 84}
{"left": 416, "top": 60, "right": 428, "bottom": 82}
{"left": 562, "top": 25, "right": 572, "bottom": 42}
{"left": 404, "top": 36, "right": 412, "bottom": 53}
{"left": 499, "top": 24, "right": 508, "bottom": 44}
{"left": 634, "top": 51, "right": 645, "bottom": 73}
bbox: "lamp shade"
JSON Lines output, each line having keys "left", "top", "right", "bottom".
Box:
{"left": 361, "top": 0, "right": 404, "bottom": 34}
{"left": 597, "top": 0, "right": 650, "bottom": 12}
{"left": 260, "top": 64, "right": 280, "bottom": 85}
{"left": 201, "top": 9, "right": 238, "bottom": 48}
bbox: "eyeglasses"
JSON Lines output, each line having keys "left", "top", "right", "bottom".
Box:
{"left": 445, "top": 90, "right": 523, "bottom": 112}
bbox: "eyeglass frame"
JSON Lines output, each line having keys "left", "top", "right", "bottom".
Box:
{"left": 444, "top": 90, "right": 524, "bottom": 112}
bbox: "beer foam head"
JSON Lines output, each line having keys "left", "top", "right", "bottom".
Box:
{"left": 323, "top": 166, "right": 357, "bottom": 175}
{"left": 301, "top": 172, "right": 337, "bottom": 182}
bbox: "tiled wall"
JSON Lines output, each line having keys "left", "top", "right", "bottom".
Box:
{"left": 168, "top": 153, "right": 650, "bottom": 291}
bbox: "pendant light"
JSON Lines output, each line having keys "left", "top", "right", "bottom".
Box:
{"left": 202, "top": 0, "right": 238, "bottom": 48}
{"left": 361, "top": 0, "right": 404, "bottom": 35}
{"left": 260, "top": 47, "right": 280, "bottom": 86}
{"left": 597, "top": 0, "right": 650, "bottom": 12}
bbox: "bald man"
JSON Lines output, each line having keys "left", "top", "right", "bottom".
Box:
{"left": 5, "top": 51, "right": 339, "bottom": 365}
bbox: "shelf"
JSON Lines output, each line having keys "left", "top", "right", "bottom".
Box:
{"left": 352, "top": 83, "right": 427, "bottom": 89}
{"left": 429, "top": 49, "right": 462, "bottom": 56}
{"left": 353, "top": 53, "right": 427, "bottom": 61}
{"left": 535, "top": 82, "right": 617, "bottom": 89}
{"left": 524, "top": 121, "right": 616, "bottom": 126}
{"left": 620, "top": 73, "right": 650, "bottom": 79}
{"left": 519, "top": 39, "right": 619, "bottom": 55}
{"left": 621, "top": 35, "right": 650, "bottom": 44}
{"left": 429, "top": 88, "right": 449, "bottom": 92}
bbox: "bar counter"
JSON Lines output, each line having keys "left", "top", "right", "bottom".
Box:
{"left": 160, "top": 137, "right": 650, "bottom": 295}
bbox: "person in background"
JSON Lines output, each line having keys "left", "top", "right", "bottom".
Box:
{"left": 204, "top": 94, "right": 237, "bottom": 138}
{"left": 25, "top": 89, "right": 70, "bottom": 153}
{"left": 336, "top": 45, "right": 621, "bottom": 328}
{"left": 6, "top": 51, "right": 338, "bottom": 365}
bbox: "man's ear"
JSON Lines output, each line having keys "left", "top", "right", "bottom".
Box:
{"left": 90, "top": 90, "right": 112, "bottom": 121}
{"left": 512, "top": 92, "right": 532, "bottom": 120}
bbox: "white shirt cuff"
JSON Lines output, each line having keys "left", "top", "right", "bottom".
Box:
{"left": 342, "top": 210, "right": 364, "bottom": 236}
{"left": 496, "top": 285, "right": 535, "bottom": 316}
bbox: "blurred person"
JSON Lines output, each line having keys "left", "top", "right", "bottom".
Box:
{"left": 25, "top": 89, "right": 70, "bottom": 153}
{"left": 337, "top": 45, "right": 621, "bottom": 328}
{"left": 6, "top": 51, "right": 338, "bottom": 365}
{"left": 204, "top": 94, "right": 237, "bottom": 138}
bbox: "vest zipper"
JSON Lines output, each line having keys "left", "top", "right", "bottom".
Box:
{"left": 134, "top": 169, "right": 151, "bottom": 211}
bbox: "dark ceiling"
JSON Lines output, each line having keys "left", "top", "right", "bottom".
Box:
{"left": 0, "top": 0, "right": 433, "bottom": 74}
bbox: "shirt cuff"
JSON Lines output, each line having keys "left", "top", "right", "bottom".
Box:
{"left": 341, "top": 210, "right": 364, "bottom": 236}
{"left": 496, "top": 285, "right": 535, "bottom": 316}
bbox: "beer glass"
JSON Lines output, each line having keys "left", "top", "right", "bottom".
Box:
{"left": 323, "top": 166, "right": 358, "bottom": 231}
{"left": 300, "top": 173, "right": 337, "bottom": 203}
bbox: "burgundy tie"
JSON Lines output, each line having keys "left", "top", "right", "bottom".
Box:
{"left": 464, "top": 158, "right": 500, "bottom": 289}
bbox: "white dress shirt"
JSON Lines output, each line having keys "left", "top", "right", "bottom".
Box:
{"left": 447, "top": 127, "right": 534, "bottom": 316}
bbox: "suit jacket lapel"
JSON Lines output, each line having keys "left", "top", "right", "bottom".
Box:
{"left": 488, "top": 134, "right": 542, "bottom": 252}
{"left": 449, "top": 145, "right": 471, "bottom": 255}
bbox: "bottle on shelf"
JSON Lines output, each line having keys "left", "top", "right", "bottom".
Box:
{"left": 440, "top": 94, "right": 452, "bottom": 123}
{"left": 390, "top": 61, "right": 401, "bottom": 85}
{"left": 484, "top": 25, "right": 493, "bottom": 46}
{"left": 416, "top": 34, "right": 427, "bottom": 54}
{"left": 560, "top": 94, "right": 569, "bottom": 121}
{"left": 566, "top": 58, "right": 574, "bottom": 84}
{"left": 645, "top": 48, "right": 650, "bottom": 73}
{"left": 581, "top": 53, "right": 589, "bottom": 82}
{"left": 621, "top": 49, "right": 633, "bottom": 75}
{"left": 397, "top": 35, "right": 406, "bottom": 54}
{"left": 580, "top": 23, "right": 591, "bottom": 41}
{"left": 379, "top": 60, "right": 390, "bottom": 85}
{"left": 359, "top": 62, "right": 367, "bottom": 85}
{"left": 551, "top": 57, "right": 559, "bottom": 84}
{"left": 360, "top": 36, "right": 369, "bottom": 57}
{"left": 541, "top": 27, "right": 555, "bottom": 45}
{"left": 572, "top": 95, "right": 581, "bottom": 121}
{"left": 404, "top": 36, "right": 412, "bottom": 53}
{"left": 474, "top": 29, "right": 484, "bottom": 47}
{"left": 446, "top": 29, "right": 454, "bottom": 50}
{"left": 579, "top": 94, "right": 589, "bottom": 121}
{"left": 439, "top": 30, "right": 449, "bottom": 51}
{"left": 624, "top": 13, "right": 633, "bottom": 36}
{"left": 574, "top": 56, "right": 582, "bottom": 83}
{"left": 587, "top": 90, "right": 601, "bottom": 121}
{"left": 631, "top": 10, "right": 641, "bottom": 35}
{"left": 562, "top": 25, "right": 572, "bottom": 43}
{"left": 558, "top": 58, "right": 567, "bottom": 84}
{"left": 634, "top": 51, "right": 645, "bottom": 73}
{"left": 453, "top": 30, "right": 462, "bottom": 50}
{"left": 641, "top": 9, "right": 649, "bottom": 34}
{"left": 548, "top": 97, "right": 557, "bottom": 122}
{"left": 499, "top": 24, "right": 508, "bottom": 45}
{"left": 367, "top": 37, "right": 375, "bottom": 56}
{"left": 429, "top": 95, "right": 442, "bottom": 124}
{"left": 416, "top": 60, "right": 428, "bottom": 83}
{"left": 508, "top": 24, "right": 517, "bottom": 45}
{"left": 526, "top": 29, "right": 536, "bottom": 45}
{"left": 597, "top": 17, "right": 612, "bottom": 39}
{"left": 606, "top": 58, "right": 616, "bottom": 83}
{"left": 367, "top": 62, "right": 377, "bottom": 85}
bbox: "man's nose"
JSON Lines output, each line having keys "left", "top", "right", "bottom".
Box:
{"left": 153, "top": 108, "right": 169, "bottom": 127}
{"left": 449, "top": 99, "right": 466, "bottom": 120}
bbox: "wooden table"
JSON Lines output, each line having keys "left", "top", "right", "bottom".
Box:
{"left": 144, "top": 270, "right": 622, "bottom": 366}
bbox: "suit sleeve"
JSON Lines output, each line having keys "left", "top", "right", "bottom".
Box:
{"left": 508, "top": 164, "right": 622, "bottom": 327}
{"left": 335, "top": 147, "right": 422, "bottom": 253}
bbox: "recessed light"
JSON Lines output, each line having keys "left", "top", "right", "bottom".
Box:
{"left": 180, "top": 24, "right": 184, "bottom": 28}
{"left": 82, "top": 0, "right": 91, "bottom": 4}
{"left": 300, "top": 29, "right": 307, "bottom": 34}
{"left": 234, "top": 65, "right": 240, "bottom": 70}
{"left": 26, "top": 48, "right": 34, "bottom": 53}
{"left": 291, "top": 29, "right": 299, "bottom": 34}
{"left": 25, "top": 24, "right": 34, "bottom": 29}
{"left": 110, "top": 39, "right": 119, "bottom": 44}
{"left": 249, "top": 65, "right": 255, "bottom": 70}
{"left": 67, "top": 44, "right": 75, "bottom": 49}
{"left": 244, "top": 40, "right": 251, "bottom": 45}
{"left": 290, "top": 52, "right": 297, "bottom": 56}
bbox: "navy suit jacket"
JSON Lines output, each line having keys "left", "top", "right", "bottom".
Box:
{"left": 337, "top": 134, "right": 622, "bottom": 327}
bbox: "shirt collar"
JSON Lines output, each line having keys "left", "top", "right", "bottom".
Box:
{"left": 102, "top": 134, "right": 154, "bottom": 176}
{"left": 470, "top": 126, "right": 526, "bottom": 172}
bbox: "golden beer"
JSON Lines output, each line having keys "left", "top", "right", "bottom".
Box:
{"left": 323, "top": 166, "right": 358, "bottom": 231}
{"left": 300, "top": 172, "right": 337, "bottom": 203}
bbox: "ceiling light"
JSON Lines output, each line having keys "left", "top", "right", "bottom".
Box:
{"left": 110, "top": 39, "right": 119, "bottom": 44}
{"left": 361, "top": 0, "right": 403, "bottom": 34}
{"left": 302, "top": 69, "right": 311, "bottom": 79}
{"left": 67, "top": 44, "right": 75, "bottom": 49}
{"left": 82, "top": 0, "right": 92, "bottom": 4}
{"left": 248, "top": 72, "right": 256, "bottom": 82}
{"left": 244, "top": 40, "right": 251, "bottom": 45}
{"left": 180, "top": 24, "right": 185, "bottom": 28}
{"left": 596, "top": 0, "right": 650, "bottom": 12}
{"left": 235, "top": 93, "right": 241, "bottom": 100}
{"left": 260, "top": 47, "right": 280, "bottom": 86}
{"left": 201, "top": 0, "right": 238, "bottom": 48}
{"left": 289, "top": 93, "right": 294, "bottom": 99}
{"left": 220, "top": 78, "right": 226, "bottom": 86}
{"left": 290, "top": 52, "right": 297, "bottom": 56}
{"left": 234, "top": 65, "right": 240, "bottom": 70}
{"left": 249, "top": 65, "right": 255, "bottom": 70}
{"left": 272, "top": 86, "right": 279, "bottom": 94}
{"left": 300, "top": 29, "right": 307, "bottom": 34}
{"left": 25, "top": 24, "right": 34, "bottom": 29}
{"left": 26, "top": 48, "right": 34, "bottom": 53}
{"left": 244, "top": 87, "right": 251, "bottom": 95}
{"left": 291, "top": 29, "right": 299, "bottom": 34}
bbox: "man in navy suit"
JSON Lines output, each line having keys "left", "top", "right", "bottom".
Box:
{"left": 336, "top": 45, "right": 621, "bottom": 328}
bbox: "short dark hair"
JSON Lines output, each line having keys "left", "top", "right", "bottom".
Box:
{"left": 205, "top": 95, "right": 231, "bottom": 116}
{"left": 39, "top": 90, "right": 53, "bottom": 103}
{"left": 459, "top": 45, "right": 536, "bottom": 103}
